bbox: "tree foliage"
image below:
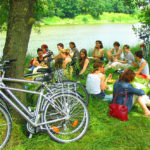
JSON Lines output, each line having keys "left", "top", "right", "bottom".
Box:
{"left": 54, "top": 0, "right": 80, "bottom": 18}
{"left": 0, "top": 0, "right": 9, "bottom": 31}
{"left": 0, "top": 0, "right": 137, "bottom": 27}
{"left": 79, "top": 0, "right": 105, "bottom": 19}
{"left": 121, "top": 0, "right": 150, "bottom": 44}
{"left": 105, "top": 0, "right": 135, "bottom": 14}
{"left": 122, "top": 0, "right": 150, "bottom": 25}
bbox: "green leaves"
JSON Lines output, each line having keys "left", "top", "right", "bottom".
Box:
{"left": 0, "top": 0, "right": 9, "bottom": 31}
{"left": 79, "top": 0, "right": 105, "bottom": 19}
{"left": 122, "top": 0, "right": 150, "bottom": 46}
{"left": 54, "top": 0, "right": 80, "bottom": 18}
{"left": 0, "top": 0, "right": 138, "bottom": 29}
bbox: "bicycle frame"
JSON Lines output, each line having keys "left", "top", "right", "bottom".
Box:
{"left": 0, "top": 77, "right": 67, "bottom": 127}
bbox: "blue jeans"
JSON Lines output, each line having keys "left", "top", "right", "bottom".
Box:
{"left": 94, "top": 91, "right": 112, "bottom": 102}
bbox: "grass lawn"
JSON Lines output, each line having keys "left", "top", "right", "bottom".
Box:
{"left": 4, "top": 45, "right": 150, "bottom": 150}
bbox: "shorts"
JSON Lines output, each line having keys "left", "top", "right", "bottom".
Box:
{"left": 133, "top": 95, "right": 150, "bottom": 105}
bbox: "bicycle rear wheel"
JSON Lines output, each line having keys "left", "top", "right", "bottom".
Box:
{"left": 43, "top": 92, "right": 89, "bottom": 143}
{"left": 0, "top": 98, "right": 9, "bottom": 110}
{"left": 62, "top": 80, "right": 89, "bottom": 106}
{"left": 0, "top": 104, "right": 12, "bottom": 149}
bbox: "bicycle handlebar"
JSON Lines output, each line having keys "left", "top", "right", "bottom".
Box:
{"left": 5, "top": 59, "right": 17, "bottom": 63}
{"left": 0, "top": 66, "right": 11, "bottom": 70}
{"left": 0, "top": 59, "right": 17, "bottom": 64}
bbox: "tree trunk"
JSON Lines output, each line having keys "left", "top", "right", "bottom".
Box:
{"left": 3, "top": 0, "right": 35, "bottom": 104}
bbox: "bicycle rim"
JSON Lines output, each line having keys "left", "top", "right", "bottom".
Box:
{"left": 60, "top": 80, "right": 89, "bottom": 106}
{"left": 0, "top": 105, "right": 12, "bottom": 149}
{"left": 0, "top": 98, "right": 9, "bottom": 110}
{"left": 44, "top": 93, "right": 89, "bottom": 143}
{"left": 76, "top": 83, "right": 89, "bottom": 106}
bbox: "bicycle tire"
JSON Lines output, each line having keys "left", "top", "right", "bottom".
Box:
{"left": 61, "top": 80, "right": 89, "bottom": 106}
{"left": 0, "top": 98, "right": 9, "bottom": 110}
{"left": 0, "top": 104, "right": 12, "bottom": 149}
{"left": 43, "top": 92, "right": 89, "bottom": 143}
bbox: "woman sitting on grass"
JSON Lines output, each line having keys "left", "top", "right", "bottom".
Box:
{"left": 92, "top": 40, "right": 104, "bottom": 61}
{"left": 86, "top": 62, "right": 112, "bottom": 102}
{"left": 113, "top": 69, "right": 150, "bottom": 116}
{"left": 132, "top": 50, "right": 149, "bottom": 78}
{"left": 54, "top": 57, "right": 73, "bottom": 82}
{"left": 54, "top": 58, "right": 67, "bottom": 82}
{"left": 60, "top": 49, "right": 72, "bottom": 69}
{"left": 33, "top": 48, "right": 46, "bottom": 67}
{"left": 79, "top": 49, "right": 89, "bottom": 75}
{"left": 41, "top": 44, "right": 48, "bottom": 54}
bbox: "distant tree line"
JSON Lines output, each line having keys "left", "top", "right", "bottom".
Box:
{"left": 37, "top": 0, "right": 136, "bottom": 19}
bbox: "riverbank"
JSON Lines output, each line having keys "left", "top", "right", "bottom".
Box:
{"left": 40, "top": 12, "right": 138, "bottom": 26}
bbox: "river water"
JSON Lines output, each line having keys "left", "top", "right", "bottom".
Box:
{"left": 0, "top": 23, "right": 140, "bottom": 56}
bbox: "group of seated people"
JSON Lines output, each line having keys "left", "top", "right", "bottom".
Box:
{"left": 30, "top": 41, "right": 149, "bottom": 78}
{"left": 29, "top": 41, "right": 150, "bottom": 117}
{"left": 86, "top": 62, "right": 150, "bottom": 117}
{"left": 29, "top": 42, "right": 90, "bottom": 77}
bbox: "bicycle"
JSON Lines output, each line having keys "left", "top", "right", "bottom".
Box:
{"left": 0, "top": 59, "right": 89, "bottom": 149}
{"left": 24, "top": 53, "right": 89, "bottom": 106}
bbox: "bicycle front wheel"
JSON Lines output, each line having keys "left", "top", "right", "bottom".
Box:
{"left": 43, "top": 92, "right": 89, "bottom": 143}
{"left": 0, "top": 104, "right": 12, "bottom": 149}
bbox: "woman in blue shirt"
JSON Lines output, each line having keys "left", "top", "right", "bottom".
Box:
{"left": 113, "top": 69, "right": 150, "bottom": 116}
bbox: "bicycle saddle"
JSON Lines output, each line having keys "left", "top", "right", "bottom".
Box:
{"left": 37, "top": 68, "right": 54, "bottom": 73}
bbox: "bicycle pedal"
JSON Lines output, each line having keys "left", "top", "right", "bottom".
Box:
{"left": 28, "top": 133, "right": 33, "bottom": 139}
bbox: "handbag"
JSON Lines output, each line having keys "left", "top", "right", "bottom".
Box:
{"left": 109, "top": 89, "right": 128, "bottom": 121}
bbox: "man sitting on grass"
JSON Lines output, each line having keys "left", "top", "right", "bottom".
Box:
{"left": 105, "top": 45, "right": 134, "bottom": 70}
{"left": 107, "top": 41, "right": 124, "bottom": 63}
{"left": 69, "top": 42, "right": 80, "bottom": 59}
{"left": 54, "top": 43, "right": 64, "bottom": 59}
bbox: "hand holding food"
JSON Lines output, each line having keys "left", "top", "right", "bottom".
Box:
{"left": 108, "top": 73, "right": 112, "bottom": 80}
